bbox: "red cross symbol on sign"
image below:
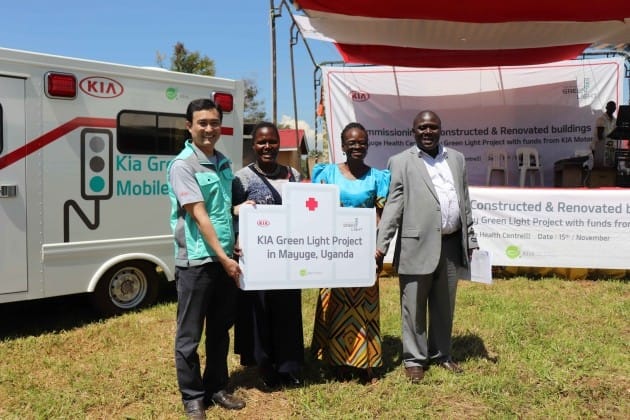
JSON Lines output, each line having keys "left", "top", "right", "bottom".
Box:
{"left": 305, "top": 197, "right": 318, "bottom": 211}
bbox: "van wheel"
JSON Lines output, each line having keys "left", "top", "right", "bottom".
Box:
{"left": 91, "top": 261, "right": 160, "bottom": 316}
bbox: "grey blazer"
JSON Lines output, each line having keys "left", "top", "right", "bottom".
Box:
{"left": 376, "top": 146, "right": 478, "bottom": 275}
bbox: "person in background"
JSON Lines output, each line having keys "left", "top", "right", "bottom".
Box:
{"left": 375, "top": 110, "right": 478, "bottom": 383}
{"left": 167, "top": 98, "right": 245, "bottom": 419}
{"left": 590, "top": 101, "right": 617, "bottom": 168}
{"left": 311, "top": 122, "right": 390, "bottom": 384}
{"left": 232, "top": 121, "right": 304, "bottom": 389}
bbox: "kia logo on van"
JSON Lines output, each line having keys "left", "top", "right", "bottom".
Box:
{"left": 79, "top": 76, "right": 124, "bottom": 98}
{"left": 257, "top": 219, "right": 271, "bottom": 227}
{"left": 349, "top": 90, "right": 369, "bottom": 102}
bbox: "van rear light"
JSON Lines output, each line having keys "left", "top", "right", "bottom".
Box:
{"left": 213, "top": 92, "right": 233, "bottom": 112}
{"left": 46, "top": 72, "right": 77, "bottom": 98}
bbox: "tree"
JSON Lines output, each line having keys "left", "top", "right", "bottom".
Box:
{"left": 243, "top": 78, "right": 267, "bottom": 123}
{"left": 157, "top": 42, "right": 266, "bottom": 121}
{"left": 157, "top": 42, "right": 215, "bottom": 76}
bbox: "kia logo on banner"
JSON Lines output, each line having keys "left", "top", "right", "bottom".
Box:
{"left": 349, "top": 90, "right": 369, "bottom": 102}
{"left": 79, "top": 76, "right": 124, "bottom": 98}
{"left": 257, "top": 219, "right": 271, "bottom": 227}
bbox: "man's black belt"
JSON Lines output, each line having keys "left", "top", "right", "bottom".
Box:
{"left": 442, "top": 229, "right": 461, "bottom": 240}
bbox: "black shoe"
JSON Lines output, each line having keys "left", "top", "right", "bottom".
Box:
{"left": 279, "top": 371, "right": 302, "bottom": 387}
{"left": 210, "top": 390, "right": 245, "bottom": 410}
{"left": 332, "top": 366, "right": 353, "bottom": 382}
{"left": 183, "top": 399, "right": 206, "bottom": 420}
{"left": 259, "top": 366, "right": 282, "bottom": 389}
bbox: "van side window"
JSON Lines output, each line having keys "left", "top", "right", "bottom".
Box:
{"left": 117, "top": 110, "right": 188, "bottom": 155}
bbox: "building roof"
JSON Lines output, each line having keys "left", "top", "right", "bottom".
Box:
{"left": 278, "top": 129, "right": 307, "bottom": 153}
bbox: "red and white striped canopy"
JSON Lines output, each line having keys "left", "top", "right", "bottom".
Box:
{"left": 293, "top": 0, "right": 630, "bottom": 67}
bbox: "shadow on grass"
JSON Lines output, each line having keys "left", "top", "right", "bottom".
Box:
{"left": 230, "top": 331, "right": 495, "bottom": 388}
{"left": 228, "top": 335, "right": 405, "bottom": 391}
{"left": 379, "top": 333, "right": 498, "bottom": 374}
{"left": 228, "top": 365, "right": 264, "bottom": 391}
{"left": 453, "top": 333, "right": 498, "bottom": 364}
{"left": 0, "top": 293, "right": 100, "bottom": 339}
{"left": 237, "top": 334, "right": 405, "bottom": 389}
{"left": 0, "top": 282, "right": 177, "bottom": 340}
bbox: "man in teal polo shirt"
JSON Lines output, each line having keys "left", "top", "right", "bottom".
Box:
{"left": 167, "top": 98, "right": 244, "bottom": 419}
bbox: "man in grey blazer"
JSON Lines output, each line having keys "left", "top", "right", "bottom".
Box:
{"left": 375, "top": 110, "right": 478, "bottom": 383}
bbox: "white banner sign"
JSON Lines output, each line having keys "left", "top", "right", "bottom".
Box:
{"left": 322, "top": 58, "right": 625, "bottom": 187}
{"left": 238, "top": 183, "right": 376, "bottom": 290}
{"left": 470, "top": 187, "right": 630, "bottom": 269}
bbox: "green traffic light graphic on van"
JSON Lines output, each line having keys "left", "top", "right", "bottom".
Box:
{"left": 505, "top": 245, "right": 521, "bottom": 259}
{"left": 81, "top": 129, "right": 113, "bottom": 200}
{"left": 89, "top": 176, "right": 105, "bottom": 193}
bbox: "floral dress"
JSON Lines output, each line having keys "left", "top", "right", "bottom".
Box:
{"left": 310, "top": 163, "right": 390, "bottom": 369}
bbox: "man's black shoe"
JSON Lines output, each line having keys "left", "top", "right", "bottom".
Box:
{"left": 210, "top": 390, "right": 245, "bottom": 410}
{"left": 183, "top": 399, "right": 206, "bottom": 420}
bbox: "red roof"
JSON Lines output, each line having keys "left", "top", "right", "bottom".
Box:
{"left": 278, "top": 129, "right": 305, "bottom": 151}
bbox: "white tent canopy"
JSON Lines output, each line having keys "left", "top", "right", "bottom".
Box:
{"left": 293, "top": 0, "right": 630, "bottom": 67}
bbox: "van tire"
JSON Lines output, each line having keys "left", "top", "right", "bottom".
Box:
{"left": 91, "top": 261, "right": 160, "bottom": 316}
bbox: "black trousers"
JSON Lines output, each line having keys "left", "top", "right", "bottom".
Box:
{"left": 234, "top": 289, "right": 304, "bottom": 374}
{"left": 174, "top": 262, "right": 238, "bottom": 403}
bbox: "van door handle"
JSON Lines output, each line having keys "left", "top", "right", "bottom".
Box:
{"left": 0, "top": 185, "right": 18, "bottom": 197}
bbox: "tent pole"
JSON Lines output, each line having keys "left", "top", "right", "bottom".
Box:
{"left": 270, "top": 0, "right": 281, "bottom": 124}
{"left": 290, "top": 21, "right": 300, "bottom": 149}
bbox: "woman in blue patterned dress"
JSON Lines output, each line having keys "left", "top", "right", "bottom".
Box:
{"left": 311, "top": 122, "right": 390, "bottom": 383}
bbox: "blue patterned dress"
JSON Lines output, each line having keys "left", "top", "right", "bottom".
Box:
{"left": 310, "top": 163, "right": 390, "bottom": 369}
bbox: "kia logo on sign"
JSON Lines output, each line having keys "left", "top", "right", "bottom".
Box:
{"left": 349, "top": 90, "right": 369, "bottom": 102}
{"left": 79, "top": 76, "right": 124, "bottom": 98}
{"left": 257, "top": 219, "right": 271, "bottom": 227}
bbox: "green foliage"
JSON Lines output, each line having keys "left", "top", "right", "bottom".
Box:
{"left": 157, "top": 42, "right": 266, "bottom": 122}
{"left": 161, "top": 42, "right": 216, "bottom": 76}
{"left": 0, "top": 278, "right": 628, "bottom": 418}
{"left": 244, "top": 78, "right": 267, "bottom": 123}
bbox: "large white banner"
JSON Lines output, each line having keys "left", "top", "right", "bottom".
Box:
{"left": 471, "top": 187, "right": 630, "bottom": 269}
{"left": 322, "top": 58, "right": 625, "bottom": 187}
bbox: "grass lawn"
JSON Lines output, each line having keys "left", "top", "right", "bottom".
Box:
{"left": 0, "top": 276, "right": 628, "bottom": 419}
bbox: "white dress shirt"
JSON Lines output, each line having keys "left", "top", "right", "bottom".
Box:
{"left": 418, "top": 145, "right": 461, "bottom": 235}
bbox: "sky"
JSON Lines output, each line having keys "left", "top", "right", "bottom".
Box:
{"left": 0, "top": 0, "right": 342, "bottom": 148}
